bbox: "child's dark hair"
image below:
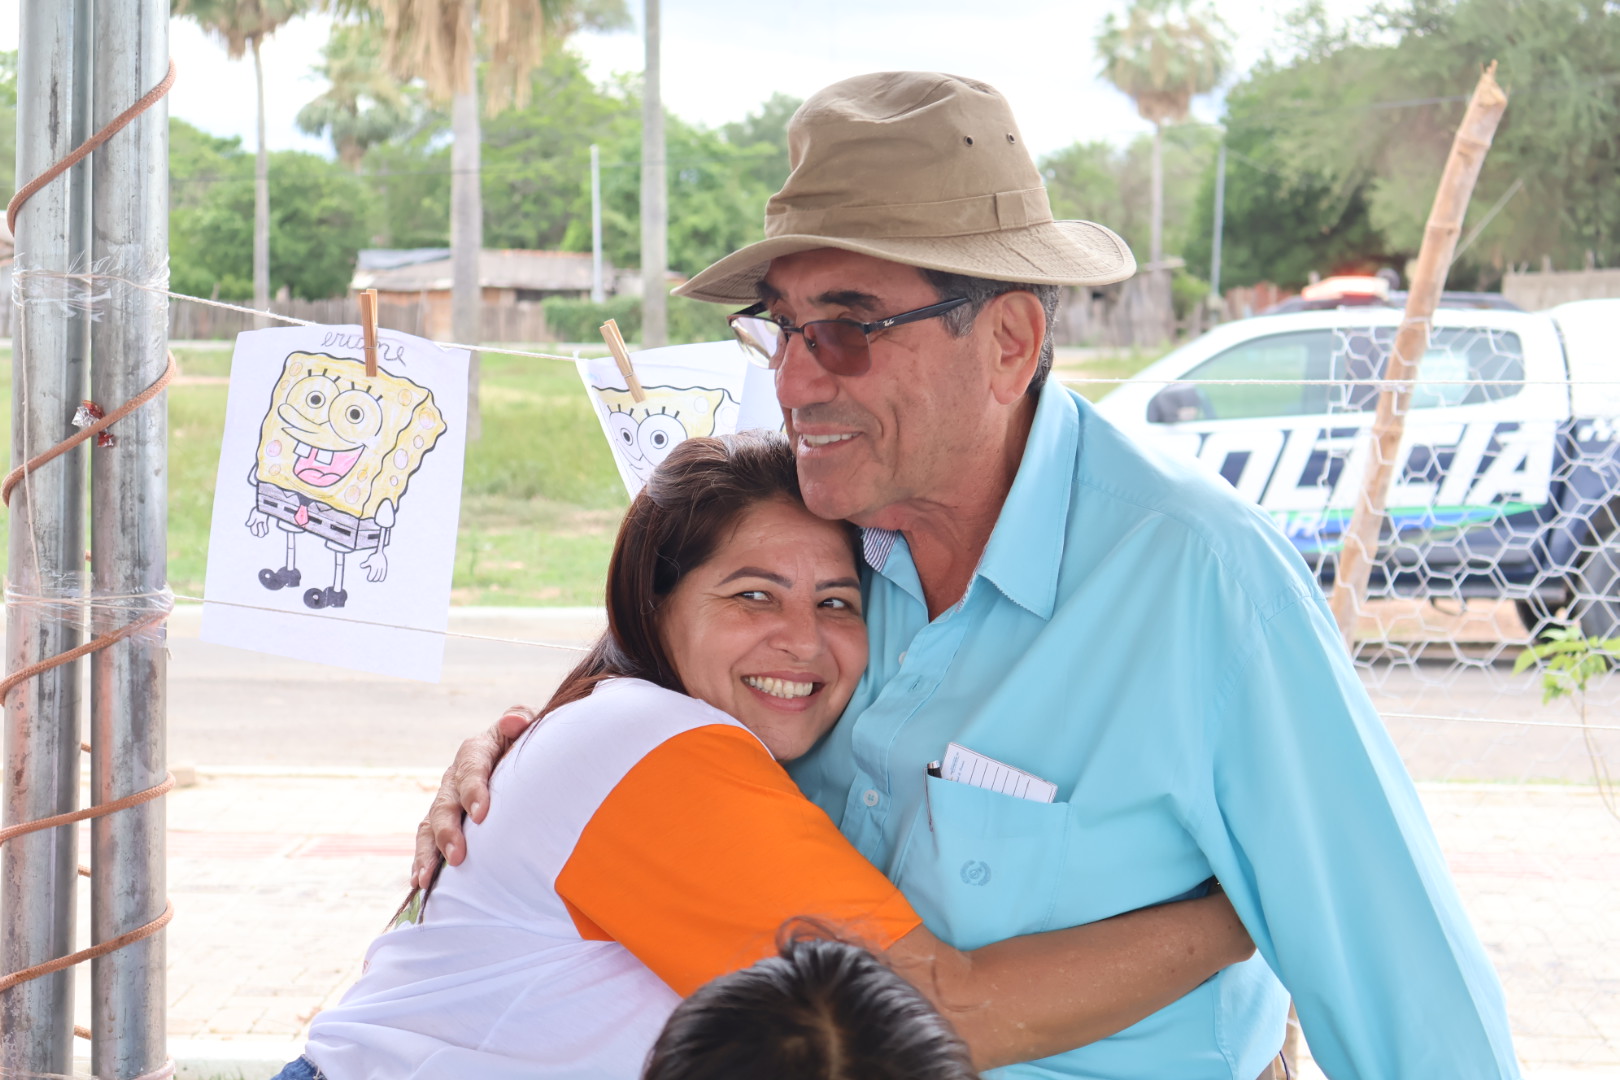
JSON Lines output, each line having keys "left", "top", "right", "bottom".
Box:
{"left": 642, "top": 925, "right": 978, "bottom": 1080}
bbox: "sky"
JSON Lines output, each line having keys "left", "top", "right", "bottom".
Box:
{"left": 0, "top": 0, "right": 1378, "bottom": 162}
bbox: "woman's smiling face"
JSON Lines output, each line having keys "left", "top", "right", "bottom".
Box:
{"left": 658, "top": 498, "right": 868, "bottom": 761}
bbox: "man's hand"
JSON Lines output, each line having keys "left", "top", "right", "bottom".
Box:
{"left": 410, "top": 705, "right": 538, "bottom": 889}
{"left": 245, "top": 508, "right": 270, "bottom": 537}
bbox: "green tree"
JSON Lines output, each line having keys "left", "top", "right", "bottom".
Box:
{"left": 369, "top": 0, "right": 629, "bottom": 436}
{"left": 170, "top": 127, "right": 370, "bottom": 301}
{"left": 1182, "top": 66, "right": 1388, "bottom": 290}
{"left": 172, "top": 0, "right": 315, "bottom": 316}
{"left": 297, "top": 19, "right": 416, "bottom": 169}
{"left": 1206, "top": 0, "right": 1620, "bottom": 287}
{"left": 565, "top": 100, "right": 779, "bottom": 280}
{"left": 481, "top": 51, "right": 634, "bottom": 251}
{"left": 1095, "top": 0, "right": 1231, "bottom": 264}
{"left": 1042, "top": 124, "right": 1219, "bottom": 265}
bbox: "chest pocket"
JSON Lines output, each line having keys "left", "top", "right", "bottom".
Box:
{"left": 892, "top": 776, "right": 1071, "bottom": 951}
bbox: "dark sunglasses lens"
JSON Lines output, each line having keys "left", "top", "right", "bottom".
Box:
{"left": 802, "top": 320, "right": 870, "bottom": 376}
{"left": 730, "top": 316, "right": 783, "bottom": 367}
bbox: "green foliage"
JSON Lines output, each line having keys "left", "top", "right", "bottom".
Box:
{"left": 1512, "top": 626, "right": 1620, "bottom": 705}
{"left": 169, "top": 122, "right": 371, "bottom": 300}
{"left": 1042, "top": 125, "right": 1219, "bottom": 262}
{"left": 540, "top": 292, "right": 728, "bottom": 346}
{"left": 361, "top": 132, "right": 452, "bottom": 249}
{"left": 1183, "top": 72, "right": 1388, "bottom": 289}
{"left": 1096, "top": 0, "right": 1233, "bottom": 125}
{"left": 1204, "top": 0, "right": 1620, "bottom": 288}
{"left": 297, "top": 19, "right": 416, "bottom": 169}
{"left": 541, "top": 295, "right": 641, "bottom": 342}
{"left": 1170, "top": 268, "right": 1210, "bottom": 319}
{"left": 481, "top": 51, "right": 635, "bottom": 252}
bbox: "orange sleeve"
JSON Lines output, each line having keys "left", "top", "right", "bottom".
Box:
{"left": 554, "top": 723, "right": 922, "bottom": 996}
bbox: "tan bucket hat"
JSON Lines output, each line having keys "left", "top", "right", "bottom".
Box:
{"left": 676, "top": 71, "right": 1136, "bottom": 305}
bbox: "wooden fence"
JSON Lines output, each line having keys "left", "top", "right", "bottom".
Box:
{"left": 1502, "top": 267, "right": 1620, "bottom": 311}
{"left": 1052, "top": 269, "right": 1176, "bottom": 349}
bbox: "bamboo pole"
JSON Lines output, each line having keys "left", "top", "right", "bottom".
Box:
{"left": 1327, "top": 64, "right": 1509, "bottom": 646}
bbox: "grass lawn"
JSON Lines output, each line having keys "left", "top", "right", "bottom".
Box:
{"left": 0, "top": 342, "right": 1170, "bottom": 607}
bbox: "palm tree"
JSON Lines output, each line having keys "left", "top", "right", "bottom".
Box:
{"left": 1095, "top": 0, "right": 1231, "bottom": 265}
{"left": 173, "top": 0, "right": 314, "bottom": 322}
{"left": 369, "top": 0, "right": 628, "bottom": 438}
{"left": 297, "top": 20, "right": 415, "bottom": 169}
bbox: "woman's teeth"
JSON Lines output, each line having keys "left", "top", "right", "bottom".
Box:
{"left": 743, "top": 676, "right": 815, "bottom": 700}
{"left": 802, "top": 433, "right": 856, "bottom": 447}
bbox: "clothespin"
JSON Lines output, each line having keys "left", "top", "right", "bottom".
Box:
{"left": 599, "top": 319, "right": 645, "bottom": 403}
{"left": 359, "top": 288, "right": 380, "bottom": 377}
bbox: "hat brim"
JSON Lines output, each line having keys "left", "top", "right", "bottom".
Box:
{"left": 674, "top": 219, "right": 1136, "bottom": 305}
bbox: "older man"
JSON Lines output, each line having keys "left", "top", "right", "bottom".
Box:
{"left": 420, "top": 73, "right": 1519, "bottom": 1078}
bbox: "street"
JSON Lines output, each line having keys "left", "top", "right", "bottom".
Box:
{"left": 158, "top": 605, "right": 1618, "bottom": 786}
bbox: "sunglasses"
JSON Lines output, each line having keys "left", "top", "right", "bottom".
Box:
{"left": 726, "top": 297, "right": 970, "bottom": 377}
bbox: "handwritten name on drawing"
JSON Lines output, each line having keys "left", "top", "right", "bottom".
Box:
{"left": 321, "top": 330, "right": 408, "bottom": 365}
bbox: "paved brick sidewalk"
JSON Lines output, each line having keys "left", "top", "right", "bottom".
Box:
{"left": 91, "top": 771, "right": 1615, "bottom": 1078}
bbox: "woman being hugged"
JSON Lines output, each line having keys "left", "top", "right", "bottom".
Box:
{"left": 278, "top": 433, "right": 1251, "bottom": 1080}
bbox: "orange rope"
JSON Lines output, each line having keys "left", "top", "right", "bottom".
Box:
{"left": 0, "top": 901, "right": 173, "bottom": 995}
{"left": 0, "top": 604, "right": 172, "bottom": 706}
{"left": 1, "top": 351, "right": 177, "bottom": 507}
{"left": 0, "top": 772, "right": 174, "bottom": 849}
{"left": 5, "top": 59, "right": 177, "bottom": 236}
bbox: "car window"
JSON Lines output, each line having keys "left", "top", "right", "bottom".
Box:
{"left": 1148, "top": 326, "right": 1525, "bottom": 423}
{"left": 1149, "top": 331, "right": 1331, "bottom": 422}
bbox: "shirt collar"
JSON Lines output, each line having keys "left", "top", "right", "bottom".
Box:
{"left": 861, "top": 378, "right": 1080, "bottom": 619}
{"left": 974, "top": 379, "right": 1080, "bottom": 619}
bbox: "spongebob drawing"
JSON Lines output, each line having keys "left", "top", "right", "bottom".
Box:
{"left": 245, "top": 352, "right": 446, "bottom": 609}
{"left": 594, "top": 383, "right": 739, "bottom": 489}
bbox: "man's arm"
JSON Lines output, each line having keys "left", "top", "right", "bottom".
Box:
{"left": 1195, "top": 591, "right": 1520, "bottom": 1078}
{"left": 410, "top": 706, "right": 535, "bottom": 889}
{"left": 890, "top": 890, "right": 1252, "bottom": 1071}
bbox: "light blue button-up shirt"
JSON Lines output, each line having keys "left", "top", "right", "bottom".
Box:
{"left": 788, "top": 380, "right": 1520, "bottom": 1079}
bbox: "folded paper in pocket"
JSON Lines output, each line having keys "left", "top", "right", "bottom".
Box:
{"left": 935, "top": 742, "right": 1057, "bottom": 803}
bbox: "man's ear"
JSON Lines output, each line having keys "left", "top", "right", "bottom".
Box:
{"left": 981, "top": 290, "right": 1046, "bottom": 406}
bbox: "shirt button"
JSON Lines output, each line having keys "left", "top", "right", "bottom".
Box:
{"left": 898, "top": 651, "right": 907, "bottom": 664}
{"left": 862, "top": 789, "right": 880, "bottom": 807}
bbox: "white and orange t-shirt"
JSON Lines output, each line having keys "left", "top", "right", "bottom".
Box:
{"left": 303, "top": 678, "right": 921, "bottom": 1080}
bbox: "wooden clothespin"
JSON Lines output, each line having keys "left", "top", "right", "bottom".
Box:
{"left": 359, "top": 288, "right": 380, "bottom": 377}
{"left": 599, "top": 318, "right": 645, "bottom": 403}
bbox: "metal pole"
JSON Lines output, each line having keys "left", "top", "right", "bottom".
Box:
{"left": 88, "top": 0, "right": 170, "bottom": 1074}
{"left": 640, "top": 0, "right": 668, "bottom": 347}
{"left": 591, "top": 143, "right": 605, "bottom": 304}
{"left": 450, "top": 32, "right": 483, "bottom": 438}
{"left": 1210, "top": 140, "right": 1226, "bottom": 304}
{"left": 1, "top": 0, "right": 92, "bottom": 1069}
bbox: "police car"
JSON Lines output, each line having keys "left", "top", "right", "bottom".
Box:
{"left": 1091, "top": 296, "right": 1620, "bottom": 639}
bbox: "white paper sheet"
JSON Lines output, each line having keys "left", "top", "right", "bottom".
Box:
{"left": 938, "top": 742, "right": 1058, "bottom": 803}
{"left": 578, "top": 339, "right": 784, "bottom": 499}
{"left": 201, "top": 325, "right": 469, "bottom": 682}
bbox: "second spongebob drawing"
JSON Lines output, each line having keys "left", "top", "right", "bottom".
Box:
{"left": 246, "top": 351, "right": 447, "bottom": 609}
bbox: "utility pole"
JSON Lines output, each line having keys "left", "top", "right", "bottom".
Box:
{"left": 1, "top": 0, "right": 93, "bottom": 1071}
{"left": 451, "top": 36, "right": 483, "bottom": 439}
{"left": 88, "top": 0, "right": 171, "bottom": 1074}
{"left": 591, "top": 143, "right": 606, "bottom": 304}
{"left": 1210, "top": 140, "right": 1226, "bottom": 314}
{"left": 640, "top": 0, "right": 668, "bottom": 347}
